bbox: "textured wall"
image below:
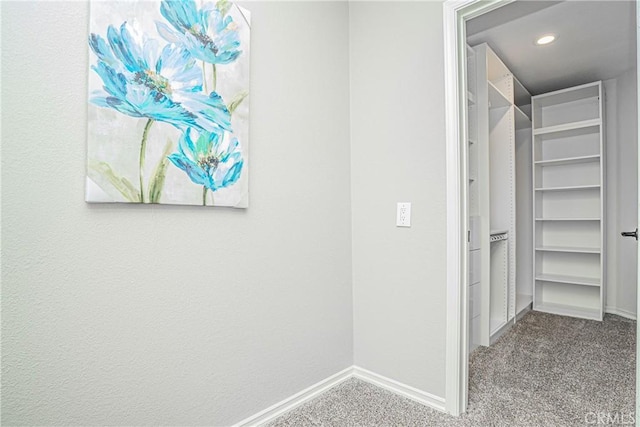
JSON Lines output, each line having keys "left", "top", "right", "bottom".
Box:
{"left": 349, "top": 1, "right": 448, "bottom": 397}
{"left": 1, "top": 1, "right": 353, "bottom": 425}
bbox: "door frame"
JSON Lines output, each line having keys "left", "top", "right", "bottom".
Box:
{"left": 636, "top": 2, "right": 639, "bottom": 422}
{"left": 443, "top": 0, "right": 639, "bottom": 417}
{"left": 443, "top": 0, "right": 514, "bottom": 415}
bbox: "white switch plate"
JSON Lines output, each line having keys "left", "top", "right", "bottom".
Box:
{"left": 397, "top": 202, "right": 411, "bottom": 227}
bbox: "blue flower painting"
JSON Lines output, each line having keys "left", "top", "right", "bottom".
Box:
{"left": 168, "top": 128, "right": 244, "bottom": 203}
{"left": 157, "top": 0, "right": 242, "bottom": 65}
{"left": 87, "top": 0, "right": 250, "bottom": 207}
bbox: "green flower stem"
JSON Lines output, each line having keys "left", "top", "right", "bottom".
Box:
{"left": 212, "top": 64, "right": 217, "bottom": 92}
{"left": 203, "top": 186, "right": 208, "bottom": 206}
{"left": 139, "top": 118, "right": 154, "bottom": 203}
{"left": 202, "top": 61, "right": 209, "bottom": 93}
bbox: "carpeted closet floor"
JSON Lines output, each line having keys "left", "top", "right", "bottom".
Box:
{"left": 267, "top": 311, "right": 635, "bottom": 426}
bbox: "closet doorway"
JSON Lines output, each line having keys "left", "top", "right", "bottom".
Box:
{"left": 443, "top": 0, "right": 638, "bottom": 418}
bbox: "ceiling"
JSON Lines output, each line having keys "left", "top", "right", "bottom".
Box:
{"left": 466, "top": 0, "right": 636, "bottom": 95}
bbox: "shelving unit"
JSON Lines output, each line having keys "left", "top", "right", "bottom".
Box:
{"left": 536, "top": 218, "right": 601, "bottom": 221}
{"left": 535, "top": 246, "right": 600, "bottom": 254}
{"left": 468, "top": 91, "right": 476, "bottom": 105}
{"left": 534, "top": 273, "right": 600, "bottom": 286}
{"left": 534, "top": 154, "right": 600, "bottom": 166}
{"left": 533, "top": 119, "right": 601, "bottom": 136}
{"left": 466, "top": 44, "right": 482, "bottom": 352}
{"left": 533, "top": 302, "right": 600, "bottom": 320}
{"left": 490, "top": 231, "right": 509, "bottom": 337}
{"left": 513, "top": 72, "right": 534, "bottom": 331}
{"left": 488, "top": 82, "right": 511, "bottom": 109}
{"left": 535, "top": 185, "right": 600, "bottom": 192}
{"left": 472, "top": 43, "right": 532, "bottom": 346}
{"left": 532, "top": 81, "right": 605, "bottom": 321}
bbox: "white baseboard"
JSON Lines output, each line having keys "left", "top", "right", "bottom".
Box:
{"left": 232, "top": 367, "right": 353, "bottom": 427}
{"left": 352, "top": 366, "right": 446, "bottom": 413}
{"left": 490, "top": 319, "right": 514, "bottom": 345}
{"left": 233, "top": 366, "right": 447, "bottom": 426}
{"left": 605, "top": 306, "right": 637, "bottom": 320}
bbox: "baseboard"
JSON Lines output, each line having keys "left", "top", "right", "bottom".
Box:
{"left": 233, "top": 366, "right": 447, "bottom": 426}
{"left": 352, "top": 366, "right": 446, "bottom": 413}
{"left": 490, "top": 319, "right": 514, "bottom": 345}
{"left": 516, "top": 302, "right": 532, "bottom": 321}
{"left": 605, "top": 306, "right": 637, "bottom": 320}
{"left": 232, "top": 367, "right": 353, "bottom": 427}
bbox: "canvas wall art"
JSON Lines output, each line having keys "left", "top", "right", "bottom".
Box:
{"left": 86, "top": 0, "right": 250, "bottom": 207}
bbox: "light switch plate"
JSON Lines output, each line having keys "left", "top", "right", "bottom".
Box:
{"left": 397, "top": 202, "right": 411, "bottom": 227}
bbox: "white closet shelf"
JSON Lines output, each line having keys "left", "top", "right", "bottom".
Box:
{"left": 516, "top": 294, "right": 532, "bottom": 314}
{"left": 514, "top": 106, "right": 531, "bottom": 130}
{"left": 535, "top": 217, "right": 600, "bottom": 221}
{"left": 533, "top": 118, "right": 600, "bottom": 137}
{"left": 467, "top": 91, "right": 476, "bottom": 105}
{"left": 536, "top": 273, "right": 600, "bottom": 287}
{"left": 519, "top": 103, "right": 532, "bottom": 117}
{"left": 535, "top": 245, "right": 600, "bottom": 254}
{"left": 532, "top": 82, "right": 600, "bottom": 107}
{"left": 534, "top": 302, "right": 601, "bottom": 321}
{"left": 513, "top": 78, "right": 530, "bottom": 108}
{"left": 534, "top": 184, "right": 600, "bottom": 192}
{"left": 490, "top": 318, "right": 507, "bottom": 336}
{"left": 488, "top": 81, "right": 510, "bottom": 109}
{"left": 535, "top": 154, "right": 600, "bottom": 166}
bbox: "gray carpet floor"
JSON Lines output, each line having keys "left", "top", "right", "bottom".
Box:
{"left": 267, "top": 311, "right": 636, "bottom": 426}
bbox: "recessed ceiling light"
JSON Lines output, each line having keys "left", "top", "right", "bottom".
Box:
{"left": 536, "top": 34, "right": 556, "bottom": 46}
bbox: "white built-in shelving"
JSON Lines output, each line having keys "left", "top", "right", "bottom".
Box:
{"left": 535, "top": 246, "right": 601, "bottom": 254}
{"left": 534, "top": 302, "right": 600, "bottom": 320}
{"left": 488, "top": 82, "right": 511, "bottom": 109}
{"left": 472, "top": 43, "right": 533, "bottom": 346}
{"left": 466, "top": 44, "right": 482, "bottom": 352}
{"left": 532, "top": 81, "right": 605, "bottom": 321}
{"left": 535, "top": 184, "right": 600, "bottom": 192}
{"left": 534, "top": 273, "right": 600, "bottom": 287}
{"left": 534, "top": 154, "right": 600, "bottom": 166}
{"left": 536, "top": 217, "right": 601, "bottom": 221}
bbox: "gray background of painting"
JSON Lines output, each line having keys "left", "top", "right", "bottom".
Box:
{"left": 86, "top": 1, "right": 250, "bottom": 207}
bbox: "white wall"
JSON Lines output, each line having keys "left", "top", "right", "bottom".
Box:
{"left": 615, "top": 68, "right": 639, "bottom": 317}
{"left": 349, "top": 1, "right": 448, "bottom": 397}
{"left": 605, "top": 68, "right": 638, "bottom": 319}
{"left": 1, "top": 2, "right": 353, "bottom": 425}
